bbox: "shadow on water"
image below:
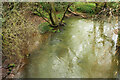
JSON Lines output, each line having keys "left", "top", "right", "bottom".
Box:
{"left": 21, "top": 17, "right": 119, "bottom": 78}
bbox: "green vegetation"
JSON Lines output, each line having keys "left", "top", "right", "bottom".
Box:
{"left": 32, "top": 2, "right": 73, "bottom": 27}
{"left": 8, "top": 64, "right": 15, "bottom": 68}
{"left": 73, "top": 2, "right": 96, "bottom": 14}
{"left": 38, "top": 22, "right": 61, "bottom": 33}
{"left": 118, "top": 31, "right": 120, "bottom": 46}
{"left": 2, "top": 3, "right": 39, "bottom": 77}
{"left": 38, "top": 22, "right": 50, "bottom": 33}
{"left": 2, "top": 2, "right": 119, "bottom": 79}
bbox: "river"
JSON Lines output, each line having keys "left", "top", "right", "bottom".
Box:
{"left": 21, "top": 17, "right": 118, "bottom": 78}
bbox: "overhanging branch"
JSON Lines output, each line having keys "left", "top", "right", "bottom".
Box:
{"left": 60, "top": 3, "right": 73, "bottom": 23}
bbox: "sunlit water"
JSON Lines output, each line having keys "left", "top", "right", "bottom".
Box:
{"left": 22, "top": 17, "right": 118, "bottom": 78}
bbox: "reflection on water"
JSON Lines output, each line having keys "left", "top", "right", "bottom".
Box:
{"left": 22, "top": 17, "right": 118, "bottom": 78}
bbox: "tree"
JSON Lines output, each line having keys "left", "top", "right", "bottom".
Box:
{"left": 34, "top": 2, "right": 73, "bottom": 27}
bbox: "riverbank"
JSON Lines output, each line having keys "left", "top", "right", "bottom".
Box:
{"left": 2, "top": 10, "right": 53, "bottom": 79}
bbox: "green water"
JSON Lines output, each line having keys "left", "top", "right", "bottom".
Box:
{"left": 22, "top": 17, "right": 118, "bottom": 78}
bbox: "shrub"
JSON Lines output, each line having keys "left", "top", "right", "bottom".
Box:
{"left": 38, "top": 22, "right": 50, "bottom": 34}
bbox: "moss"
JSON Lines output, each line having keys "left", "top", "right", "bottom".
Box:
{"left": 38, "top": 22, "right": 50, "bottom": 34}
{"left": 73, "top": 2, "right": 96, "bottom": 14}
{"left": 2, "top": 5, "right": 38, "bottom": 63}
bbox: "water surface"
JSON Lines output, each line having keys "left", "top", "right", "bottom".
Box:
{"left": 22, "top": 17, "right": 118, "bottom": 78}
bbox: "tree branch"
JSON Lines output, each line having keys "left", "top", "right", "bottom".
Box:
{"left": 60, "top": 3, "right": 73, "bottom": 23}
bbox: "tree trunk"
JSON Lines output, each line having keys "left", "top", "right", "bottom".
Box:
{"left": 51, "top": 2, "right": 59, "bottom": 25}
{"left": 49, "top": 9, "right": 56, "bottom": 26}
